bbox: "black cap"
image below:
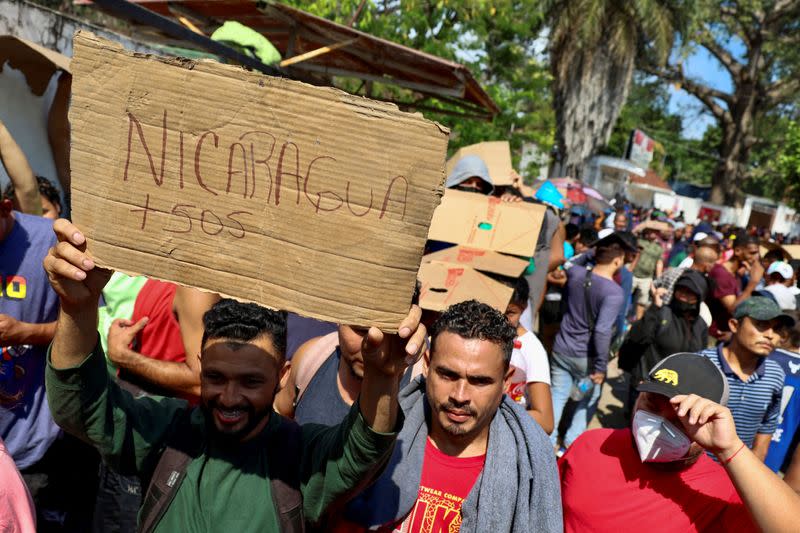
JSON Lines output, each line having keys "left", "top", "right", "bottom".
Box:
{"left": 636, "top": 352, "right": 729, "bottom": 405}
{"left": 591, "top": 230, "right": 638, "bottom": 253}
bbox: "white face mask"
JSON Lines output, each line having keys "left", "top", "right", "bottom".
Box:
{"left": 632, "top": 409, "right": 691, "bottom": 463}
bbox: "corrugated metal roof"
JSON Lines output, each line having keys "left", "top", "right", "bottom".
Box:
{"left": 75, "top": 0, "right": 498, "bottom": 118}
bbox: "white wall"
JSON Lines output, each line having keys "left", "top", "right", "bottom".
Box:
{"left": 0, "top": 64, "right": 60, "bottom": 196}
{"left": 653, "top": 191, "right": 677, "bottom": 212}
{"left": 0, "top": 0, "right": 159, "bottom": 57}
{"left": 670, "top": 195, "right": 702, "bottom": 224}
{"left": 773, "top": 204, "right": 800, "bottom": 238}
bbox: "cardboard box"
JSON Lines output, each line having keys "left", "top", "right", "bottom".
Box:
{"left": 422, "top": 245, "right": 528, "bottom": 278}
{"left": 68, "top": 32, "right": 449, "bottom": 331}
{"left": 760, "top": 241, "right": 798, "bottom": 262}
{"left": 427, "top": 189, "right": 545, "bottom": 257}
{"left": 446, "top": 141, "right": 513, "bottom": 186}
{"left": 417, "top": 261, "right": 513, "bottom": 313}
{"left": 784, "top": 245, "right": 800, "bottom": 260}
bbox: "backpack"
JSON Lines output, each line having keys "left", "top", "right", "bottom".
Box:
{"left": 138, "top": 410, "right": 304, "bottom": 533}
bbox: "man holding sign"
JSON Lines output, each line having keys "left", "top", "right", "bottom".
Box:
{"left": 42, "top": 219, "right": 426, "bottom": 532}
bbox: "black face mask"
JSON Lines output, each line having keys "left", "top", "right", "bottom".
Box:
{"left": 670, "top": 298, "right": 699, "bottom": 317}
{"left": 454, "top": 184, "right": 485, "bottom": 194}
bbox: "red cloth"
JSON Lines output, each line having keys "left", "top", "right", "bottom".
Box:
{"left": 559, "top": 428, "right": 756, "bottom": 533}
{"left": 707, "top": 264, "right": 740, "bottom": 338}
{"left": 131, "top": 279, "right": 185, "bottom": 363}
{"left": 392, "top": 438, "right": 485, "bottom": 532}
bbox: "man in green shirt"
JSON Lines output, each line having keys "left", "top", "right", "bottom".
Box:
{"left": 42, "top": 219, "right": 426, "bottom": 532}
{"left": 632, "top": 227, "right": 665, "bottom": 320}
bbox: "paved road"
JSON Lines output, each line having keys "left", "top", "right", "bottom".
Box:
{"left": 589, "top": 356, "right": 629, "bottom": 430}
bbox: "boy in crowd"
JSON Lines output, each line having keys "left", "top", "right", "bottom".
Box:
{"left": 502, "top": 276, "right": 553, "bottom": 434}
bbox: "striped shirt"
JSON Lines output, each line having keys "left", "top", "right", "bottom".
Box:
{"left": 700, "top": 345, "right": 784, "bottom": 448}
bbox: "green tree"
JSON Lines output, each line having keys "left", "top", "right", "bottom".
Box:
{"left": 645, "top": 0, "right": 800, "bottom": 206}
{"left": 745, "top": 119, "right": 800, "bottom": 208}
{"left": 284, "top": 0, "right": 555, "bottom": 174}
{"left": 546, "top": 0, "right": 686, "bottom": 179}
{"left": 600, "top": 76, "right": 723, "bottom": 185}
{"left": 776, "top": 121, "right": 800, "bottom": 209}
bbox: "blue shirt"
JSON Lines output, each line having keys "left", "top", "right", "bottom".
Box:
{"left": 700, "top": 345, "right": 784, "bottom": 449}
{"left": 553, "top": 265, "right": 624, "bottom": 374}
{"left": 0, "top": 213, "right": 60, "bottom": 468}
{"left": 765, "top": 348, "right": 800, "bottom": 472}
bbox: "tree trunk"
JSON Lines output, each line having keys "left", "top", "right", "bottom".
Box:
{"left": 709, "top": 37, "right": 764, "bottom": 207}
{"left": 552, "top": 40, "right": 635, "bottom": 179}
{"left": 710, "top": 124, "right": 744, "bottom": 206}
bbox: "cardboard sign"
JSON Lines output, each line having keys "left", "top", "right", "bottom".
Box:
{"left": 785, "top": 245, "right": 800, "bottom": 260}
{"left": 422, "top": 245, "right": 528, "bottom": 278}
{"left": 446, "top": 141, "right": 513, "bottom": 186}
{"left": 427, "top": 189, "right": 545, "bottom": 257}
{"left": 69, "top": 32, "right": 449, "bottom": 330}
{"left": 417, "top": 261, "right": 513, "bottom": 313}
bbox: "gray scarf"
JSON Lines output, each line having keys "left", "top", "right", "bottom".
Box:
{"left": 344, "top": 376, "right": 563, "bottom": 532}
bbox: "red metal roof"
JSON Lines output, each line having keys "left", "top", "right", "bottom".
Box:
{"left": 75, "top": 0, "right": 498, "bottom": 118}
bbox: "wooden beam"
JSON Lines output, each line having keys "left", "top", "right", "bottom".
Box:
{"left": 177, "top": 15, "right": 204, "bottom": 35}
{"left": 280, "top": 38, "right": 358, "bottom": 67}
{"left": 288, "top": 62, "right": 466, "bottom": 99}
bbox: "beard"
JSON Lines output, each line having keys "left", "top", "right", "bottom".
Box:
{"left": 201, "top": 399, "right": 270, "bottom": 445}
{"left": 437, "top": 400, "right": 479, "bottom": 437}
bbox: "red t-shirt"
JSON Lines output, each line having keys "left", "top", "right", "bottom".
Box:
{"left": 707, "top": 264, "right": 741, "bottom": 338}
{"left": 329, "top": 438, "right": 485, "bottom": 533}
{"left": 131, "top": 279, "right": 185, "bottom": 363}
{"left": 392, "top": 438, "right": 485, "bottom": 532}
{"left": 559, "top": 428, "right": 757, "bottom": 533}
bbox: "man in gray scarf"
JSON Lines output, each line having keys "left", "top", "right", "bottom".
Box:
{"left": 331, "top": 300, "right": 562, "bottom": 532}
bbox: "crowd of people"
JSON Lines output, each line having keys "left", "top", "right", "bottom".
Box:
{"left": 2, "top": 116, "right": 800, "bottom": 533}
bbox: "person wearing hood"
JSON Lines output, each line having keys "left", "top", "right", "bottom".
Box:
{"left": 619, "top": 270, "right": 709, "bottom": 416}
{"left": 424, "top": 155, "right": 498, "bottom": 255}
{"left": 445, "top": 155, "right": 495, "bottom": 195}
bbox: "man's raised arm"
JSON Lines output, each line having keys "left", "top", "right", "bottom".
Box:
{"left": 44, "top": 219, "right": 112, "bottom": 365}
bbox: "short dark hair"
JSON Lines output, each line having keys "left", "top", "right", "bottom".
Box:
{"left": 3, "top": 176, "right": 62, "bottom": 208}
{"left": 430, "top": 300, "right": 516, "bottom": 368}
{"left": 510, "top": 275, "right": 529, "bottom": 305}
{"left": 732, "top": 231, "right": 758, "bottom": 249}
{"left": 785, "top": 311, "right": 800, "bottom": 349}
{"left": 565, "top": 223, "right": 579, "bottom": 241}
{"left": 764, "top": 249, "right": 784, "bottom": 263}
{"left": 595, "top": 243, "right": 624, "bottom": 264}
{"left": 578, "top": 228, "right": 598, "bottom": 246}
{"left": 201, "top": 299, "right": 287, "bottom": 358}
{"left": 490, "top": 274, "right": 529, "bottom": 306}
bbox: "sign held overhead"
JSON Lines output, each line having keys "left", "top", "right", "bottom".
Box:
{"left": 422, "top": 245, "right": 528, "bottom": 278}
{"left": 427, "top": 189, "right": 545, "bottom": 257}
{"left": 446, "top": 141, "right": 514, "bottom": 186}
{"left": 68, "top": 31, "right": 448, "bottom": 330}
{"left": 417, "top": 261, "right": 513, "bottom": 313}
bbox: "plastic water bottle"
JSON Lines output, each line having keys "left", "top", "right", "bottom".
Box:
{"left": 569, "top": 377, "right": 594, "bottom": 401}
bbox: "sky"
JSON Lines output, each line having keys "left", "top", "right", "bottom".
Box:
{"left": 666, "top": 37, "right": 746, "bottom": 140}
